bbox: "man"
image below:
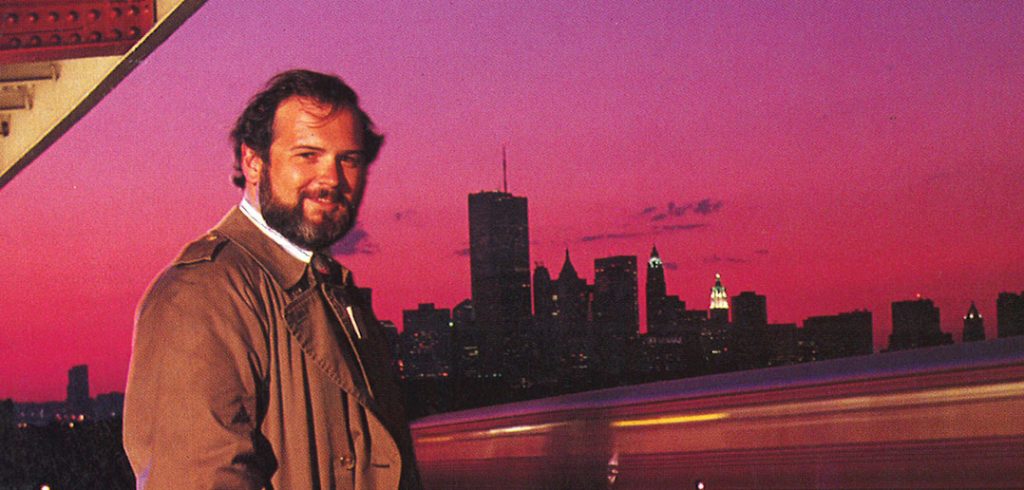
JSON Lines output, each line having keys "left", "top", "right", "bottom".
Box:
{"left": 124, "top": 70, "right": 419, "bottom": 489}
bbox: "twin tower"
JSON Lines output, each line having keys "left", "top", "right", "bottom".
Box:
{"left": 467, "top": 189, "right": 727, "bottom": 335}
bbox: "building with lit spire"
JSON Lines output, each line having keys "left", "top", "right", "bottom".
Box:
{"left": 962, "top": 301, "right": 985, "bottom": 342}
{"left": 646, "top": 245, "right": 667, "bottom": 331}
{"left": 709, "top": 273, "right": 729, "bottom": 324}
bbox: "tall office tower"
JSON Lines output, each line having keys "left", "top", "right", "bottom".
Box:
{"left": 593, "top": 255, "right": 638, "bottom": 381}
{"left": 554, "top": 249, "right": 590, "bottom": 328}
{"left": 997, "top": 291, "right": 1024, "bottom": 338}
{"left": 593, "top": 255, "right": 639, "bottom": 336}
{"left": 468, "top": 191, "right": 531, "bottom": 330}
{"left": 730, "top": 291, "right": 769, "bottom": 370}
{"left": 451, "top": 299, "right": 488, "bottom": 380}
{"left": 888, "top": 297, "right": 953, "bottom": 351}
{"left": 731, "top": 291, "right": 767, "bottom": 328}
{"left": 468, "top": 190, "right": 530, "bottom": 378}
{"left": 402, "top": 303, "right": 453, "bottom": 378}
{"left": 533, "top": 263, "right": 556, "bottom": 321}
{"left": 709, "top": 273, "right": 729, "bottom": 324}
{"left": 803, "top": 310, "right": 873, "bottom": 359}
{"left": 962, "top": 302, "right": 985, "bottom": 342}
{"left": 646, "top": 246, "right": 668, "bottom": 331}
{"left": 66, "top": 364, "right": 91, "bottom": 418}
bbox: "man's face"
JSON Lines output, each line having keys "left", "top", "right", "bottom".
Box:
{"left": 254, "top": 96, "right": 367, "bottom": 250}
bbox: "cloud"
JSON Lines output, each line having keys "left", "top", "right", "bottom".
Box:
{"left": 577, "top": 222, "right": 706, "bottom": 244}
{"left": 663, "top": 262, "right": 679, "bottom": 271}
{"left": 667, "top": 201, "right": 692, "bottom": 217}
{"left": 693, "top": 198, "right": 724, "bottom": 215}
{"left": 579, "top": 199, "right": 719, "bottom": 244}
{"left": 331, "top": 225, "right": 379, "bottom": 256}
{"left": 454, "top": 247, "right": 471, "bottom": 257}
{"left": 639, "top": 198, "right": 723, "bottom": 222}
{"left": 702, "top": 254, "right": 749, "bottom": 264}
{"left": 659, "top": 223, "right": 708, "bottom": 232}
{"left": 580, "top": 231, "right": 649, "bottom": 242}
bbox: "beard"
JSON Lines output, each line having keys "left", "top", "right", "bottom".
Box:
{"left": 259, "top": 166, "right": 357, "bottom": 251}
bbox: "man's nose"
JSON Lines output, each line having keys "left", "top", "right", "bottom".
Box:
{"left": 315, "top": 158, "right": 342, "bottom": 188}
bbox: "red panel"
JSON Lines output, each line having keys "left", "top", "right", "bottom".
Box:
{"left": 0, "top": 1, "right": 155, "bottom": 64}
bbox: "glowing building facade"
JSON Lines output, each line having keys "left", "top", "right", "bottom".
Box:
{"left": 645, "top": 246, "right": 667, "bottom": 331}
{"left": 709, "top": 273, "right": 729, "bottom": 324}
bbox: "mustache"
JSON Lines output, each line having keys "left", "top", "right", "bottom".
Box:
{"left": 302, "top": 187, "right": 347, "bottom": 204}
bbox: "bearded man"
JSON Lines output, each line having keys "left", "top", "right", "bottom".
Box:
{"left": 124, "top": 70, "right": 420, "bottom": 489}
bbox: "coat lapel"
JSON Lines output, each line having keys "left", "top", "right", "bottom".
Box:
{"left": 216, "top": 206, "right": 398, "bottom": 431}
{"left": 284, "top": 285, "right": 387, "bottom": 412}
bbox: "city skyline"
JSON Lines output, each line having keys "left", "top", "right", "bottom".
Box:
{"left": 2, "top": 1, "right": 1023, "bottom": 401}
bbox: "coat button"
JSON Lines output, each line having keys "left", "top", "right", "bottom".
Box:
{"left": 339, "top": 455, "right": 355, "bottom": 470}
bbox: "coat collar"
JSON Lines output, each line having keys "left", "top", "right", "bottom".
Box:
{"left": 212, "top": 206, "right": 351, "bottom": 290}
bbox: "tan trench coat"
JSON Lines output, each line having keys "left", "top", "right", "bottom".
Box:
{"left": 124, "top": 207, "right": 419, "bottom": 489}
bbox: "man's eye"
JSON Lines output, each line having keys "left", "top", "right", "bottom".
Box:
{"left": 340, "top": 154, "right": 365, "bottom": 167}
{"left": 298, "top": 152, "right": 317, "bottom": 159}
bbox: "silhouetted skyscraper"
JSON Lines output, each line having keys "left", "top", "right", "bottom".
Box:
{"left": 593, "top": 255, "right": 639, "bottom": 336}
{"left": 803, "top": 310, "right": 873, "bottom": 359}
{"left": 997, "top": 292, "right": 1024, "bottom": 338}
{"left": 533, "top": 263, "right": 556, "bottom": 321}
{"left": 732, "top": 291, "right": 767, "bottom": 328}
{"left": 451, "top": 299, "right": 489, "bottom": 380}
{"left": 962, "top": 302, "right": 985, "bottom": 342}
{"left": 766, "top": 323, "right": 807, "bottom": 366}
{"left": 66, "top": 364, "right": 91, "bottom": 418}
{"left": 554, "top": 249, "right": 589, "bottom": 329}
{"left": 402, "top": 303, "right": 452, "bottom": 378}
{"left": 468, "top": 191, "right": 531, "bottom": 330}
{"left": 646, "top": 246, "right": 668, "bottom": 331}
{"left": 94, "top": 392, "right": 125, "bottom": 421}
{"left": 888, "top": 298, "right": 952, "bottom": 351}
{"left": 593, "top": 255, "right": 638, "bottom": 381}
{"left": 730, "top": 291, "right": 769, "bottom": 370}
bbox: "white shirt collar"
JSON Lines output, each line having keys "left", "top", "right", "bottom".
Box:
{"left": 238, "top": 197, "right": 313, "bottom": 264}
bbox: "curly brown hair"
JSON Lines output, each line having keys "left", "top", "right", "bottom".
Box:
{"left": 229, "top": 69, "right": 384, "bottom": 188}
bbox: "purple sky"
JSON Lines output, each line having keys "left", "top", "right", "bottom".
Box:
{"left": 2, "top": 1, "right": 1022, "bottom": 402}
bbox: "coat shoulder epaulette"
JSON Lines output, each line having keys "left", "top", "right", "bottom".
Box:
{"left": 173, "top": 232, "right": 230, "bottom": 266}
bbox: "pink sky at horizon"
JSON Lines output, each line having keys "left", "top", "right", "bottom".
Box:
{"left": 2, "top": 1, "right": 1022, "bottom": 402}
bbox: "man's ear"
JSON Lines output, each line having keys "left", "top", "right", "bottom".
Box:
{"left": 240, "top": 144, "right": 263, "bottom": 185}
